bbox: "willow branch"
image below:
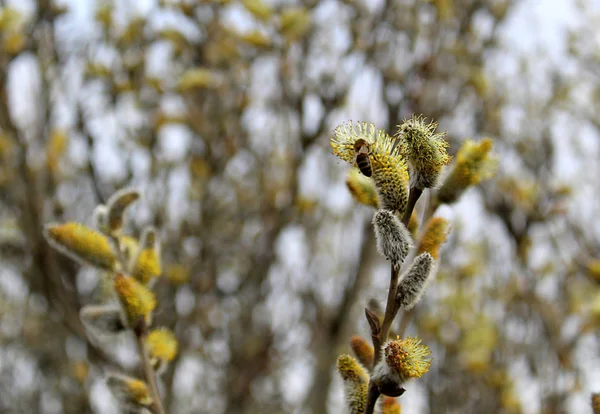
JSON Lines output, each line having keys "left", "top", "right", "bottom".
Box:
{"left": 134, "top": 322, "right": 166, "bottom": 414}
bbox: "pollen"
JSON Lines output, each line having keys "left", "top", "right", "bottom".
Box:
{"left": 44, "top": 222, "right": 116, "bottom": 270}
{"left": 385, "top": 336, "right": 432, "bottom": 380}
{"left": 132, "top": 228, "right": 161, "bottom": 284}
{"left": 113, "top": 274, "right": 156, "bottom": 326}
{"left": 417, "top": 217, "right": 449, "bottom": 260}
{"left": 147, "top": 328, "right": 178, "bottom": 364}
{"left": 331, "top": 121, "right": 387, "bottom": 164}
{"left": 346, "top": 168, "right": 379, "bottom": 208}
{"left": 394, "top": 115, "right": 451, "bottom": 189}
{"left": 438, "top": 138, "right": 497, "bottom": 204}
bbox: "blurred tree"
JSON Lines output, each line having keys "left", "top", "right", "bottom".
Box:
{"left": 0, "top": 0, "right": 599, "bottom": 413}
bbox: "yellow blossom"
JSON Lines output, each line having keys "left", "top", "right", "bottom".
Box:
{"left": 106, "top": 374, "right": 153, "bottom": 407}
{"left": 394, "top": 115, "right": 451, "bottom": 189}
{"left": 147, "top": 328, "right": 178, "bottom": 366}
{"left": 438, "top": 138, "right": 497, "bottom": 204}
{"left": 346, "top": 168, "right": 379, "bottom": 208}
{"left": 385, "top": 336, "right": 432, "bottom": 380}
{"left": 131, "top": 227, "right": 161, "bottom": 284}
{"left": 337, "top": 354, "right": 368, "bottom": 414}
{"left": 417, "top": 217, "right": 449, "bottom": 260}
{"left": 113, "top": 274, "right": 156, "bottom": 326}
{"left": 44, "top": 222, "right": 116, "bottom": 270}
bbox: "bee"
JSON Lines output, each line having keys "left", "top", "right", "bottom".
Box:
{"left": 354, "top": 138, "right": 372, "bottom": 177}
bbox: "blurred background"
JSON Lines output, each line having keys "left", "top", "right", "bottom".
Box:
{"left": 1, "top": 0, "right": 600, "bottom": 413}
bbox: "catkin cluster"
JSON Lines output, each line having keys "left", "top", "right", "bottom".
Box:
{"left": 331, "top": 115, "right": 496, "bottom": 412}
{"left": 44, "top": 189, "right": 178, "bottom": 413}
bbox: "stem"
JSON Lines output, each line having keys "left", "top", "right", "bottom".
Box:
{"left": 373, "top": 265, "right": 401, "bottom": 365}
{"left": 135, "top": 324, "right": 167, "bottom": 414}
{"left": 364, "top": 381, "right": 381, "bottom": 414}
{"left": 401, "top": 187, "right": 423, "bottom": 227}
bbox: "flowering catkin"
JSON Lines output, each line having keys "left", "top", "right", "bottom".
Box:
{"left": 337, "top": 354, "right": 369, "bottom": 414}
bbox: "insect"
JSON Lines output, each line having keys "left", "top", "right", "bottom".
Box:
{"left": 354, "top": 138, "right": 372, "bottom": 177}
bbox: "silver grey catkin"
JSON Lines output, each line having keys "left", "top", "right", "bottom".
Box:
{"left": 396, "top": 252, "right": 435, "bottom": 309}
{"left": 373, "top": 210, "right": 412, "bottom": 269}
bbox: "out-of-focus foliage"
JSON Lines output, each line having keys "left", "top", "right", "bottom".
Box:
{"left": 0, "top": 0, "right": 600, "bottom": 413}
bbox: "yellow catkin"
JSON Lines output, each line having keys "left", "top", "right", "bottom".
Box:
{"left": 337, "top": 354, "right": 368, "bottom": 414}
{"left": 113, "top": 274, "right": 156, "bottom": 326}
{"left": 381, "top": 396, "right": 402, "bottom": 414}
{"left": 385, "top": 336, "right": 432, "bottom": 380}
{"left": 395, "top": 115, "right": 451, "bottom": 189}
{"left": 437, "top": 138, "right": 497, "bottom": 204}
{"left": 106, "top": 374, "right": 152, "bottom": 407}
{"left": 350, "top": 335, "right": 374, "bottom": 369}
{"left": 346, "top": 168, "right": 379, "bottom": 208}
{"left": 370, "top": 133, "right": 409, "bottom": 214}
{"left": 417, "top": 217, "right": 449, "bottom": 260}
{"left": 147, "top": 328, "right": 178, "bottom": 364}
{"left": 44, "top": 222, "right": 116, "bottom": 270}
{"left": 131, "top": 228, "right": 161, "bottom": 284}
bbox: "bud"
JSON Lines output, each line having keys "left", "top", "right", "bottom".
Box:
{"left": 373, "top": 210, "right": 412, "bottom": 269}
{"left": 372, "top": 337, "right": 431, "bottom": 395}
{"left": 381, "top": 396, "right": 402, "bottom": 414}
{"left": 396, "top": 253, "right": 435, "bottom": 310}
{"left": 131, "top": 227, "right": 161, "bottom": 285}
{"left": 106, "top": 374, "right": 152, "bottom": 410}
{"left": 394, "top": 115, "right": 451, "bottom": 190}
{"left": 113, "top": 274, "right": 156, "bottom": 327}
{"left": 350, "top": 335, "right": 374, "bottom": 369}
{"left": 44, "top": 222, "right": 116, "bottom": 270}
{"left": 346, "top": 168, "right": 379, "bottom": 208}
{"left": 437, "top": 138, "right": 497, "bottom": 204}
{"left": 337, "top": 354, "right": 369, "bottom": 414}
{"left": 80, "top": 305, "right": 125, "bottom": 335}
{"left": 417, "top": 217, "right": 449, "bottom": 260}
{"left": 147, "top": 328, "right": 178, "bottom": 371}
{"left": 106, "top": 188, "right": 140, "bottom": 235}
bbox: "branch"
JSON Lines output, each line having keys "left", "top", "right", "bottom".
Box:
{"left": 134, "top": 321, "right": 166, "bottom": 414}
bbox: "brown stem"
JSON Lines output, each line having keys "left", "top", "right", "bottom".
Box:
{"left": 401, "top": 187, "right": 423, "bottom": 227}
{"left": 364, "top": 381, "right": 381, "bottom": 414}
{"left": 135, "top": 324, "right": 167, "bottom": 414}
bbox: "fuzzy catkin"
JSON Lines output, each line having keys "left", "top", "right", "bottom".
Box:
{"left": 373, "top": 210, "right": 412, "bottom": 269}
{"left": 396, "top": 253, "right": 435, "bottom": 310}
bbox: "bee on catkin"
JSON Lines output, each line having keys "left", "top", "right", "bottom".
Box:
{"left": 353, "top": 138, "right": 372, "bottom": 177}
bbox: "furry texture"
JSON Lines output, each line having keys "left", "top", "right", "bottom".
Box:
{"left": 373, "top": 210, "right": 412, "bottom": 269}
{"left": 396, "top": 253, "right": 435, "bottom": 310}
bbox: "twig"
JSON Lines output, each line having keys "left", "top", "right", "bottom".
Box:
{"left": 365, "top": 186, "right": 424, "bottom": 414}
{"left": 402, "top": 187, "right": 423, "bottom": 227}
{"left": 134, "top": 321, "right": 167, "bottom": 414}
